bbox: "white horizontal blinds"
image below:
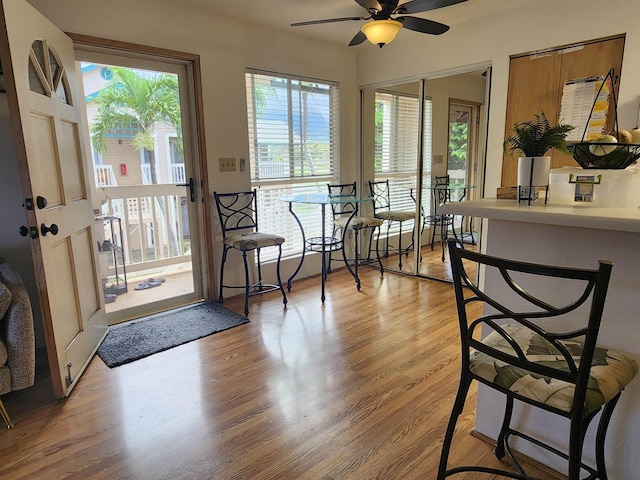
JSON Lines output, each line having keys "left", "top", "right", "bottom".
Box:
{"left": 422, "top": 97, "right": 434, "bottom": 214}
{"left": 374, "top": 91, "right": 420, "bottom": 226}
{"left": 246, "top": 70, "right": 340, "bottom": 260}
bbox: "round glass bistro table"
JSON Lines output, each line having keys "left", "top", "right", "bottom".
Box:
{"left": 278, "top": 193, "right": 374, "bottom": 303}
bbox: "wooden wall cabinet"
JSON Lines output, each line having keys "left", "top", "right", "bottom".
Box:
{"left": 501, "top": 36, "right": 625, "bottom": 188}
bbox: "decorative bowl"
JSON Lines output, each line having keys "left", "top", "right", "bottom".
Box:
{"left": 567, "top": 143, "right": 640, "bottom": 169}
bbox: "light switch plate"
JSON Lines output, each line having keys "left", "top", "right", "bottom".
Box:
{"left": 219, "top": 157, "right": 236, "bottom": 172}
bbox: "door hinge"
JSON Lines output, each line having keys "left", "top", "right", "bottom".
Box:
{"left": 65, "top": 362, "right": 73, "bottom": 387}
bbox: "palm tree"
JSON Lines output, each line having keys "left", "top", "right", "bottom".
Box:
{"left": 90, "top": 67, "right": 182, "bottom": 184}
{"left": 91, "top": 67, "right": 183, "bottom": 256}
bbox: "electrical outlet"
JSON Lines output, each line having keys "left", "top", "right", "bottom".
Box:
{"left": 435, "top": 154, "right": 444, "bottom": 164}
{"left": 219, "top": 157, "right": 236, "bottom": 172}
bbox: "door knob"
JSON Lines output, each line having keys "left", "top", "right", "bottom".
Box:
{"left": 19, "top": 226, "right": 39, "bottom": 238}
{"left": 36, "top": 196, "right": 48, "bottom": 209}
{"left": 41, "top": 223, "right": 59, "bottom": 236}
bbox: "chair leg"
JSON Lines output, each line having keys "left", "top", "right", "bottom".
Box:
{"left": 242, "top": 251, "right": 250, "bottom": 317}
{"left": 398, "top": 221, "right": 404, "bottom": 269}
{"left": 218, "top": 246, "right": 230, "bottom": 303}
{"left": 276, "top": 244, "right": 288, "bottom": 308}
{"left": 353, "top": 228, "right": 361, "bottom": 290}
{"left": 327, "top": 226, "right": 341, "bottom": 274}
{"left": 568, "top": 415, "right": 588, "bottom": 480}
{"left": 595, "top": 393, "right": 621, "bottom": 480}
{"left": 437, "top": 374, "right": 473, "bottom": 479}
{"left": 256, "top": 248, "right": 263, "bottom": 292}
{"left": 0, "top": 397, "right": 14, "bottom": 429}
{"left": 384, "top": 222, "right": 391, "bottom": 258}
{"left": 374, "top": 226, "right": 384, "bottom": 275}
{"left": 440, "top": 221, "right": 446, "bottom": 262}
{"left": 430, "top": 221, "right": 437, "bottom": 250}
{"left": 494, "top": 395, "right": 514, "bottom": 460}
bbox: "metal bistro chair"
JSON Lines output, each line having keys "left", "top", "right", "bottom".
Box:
{"left": 438, "top": 239, "right": 638, "bottom": 480}
{"left": 327, "top": 182, "right": 384, "bottom": 289}
{"left": 424, "top": 175, "right": 456, "bottom": 262}
{"left": 412, "top": 175, "right": 455, "bottom": 262}
{"left": 213, "top": 190, "right": 287, "bottom": 316}
{"left": 368, "top": 179, "right": 416, "bottom": 269}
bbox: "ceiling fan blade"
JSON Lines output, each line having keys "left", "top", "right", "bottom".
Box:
{"left": 291, "top": 16, "right": 366, "bottom": 27}
{"left": 349, "top": 31, "right": 368, "bottom": 46}
{"left": 354, "top": 0, "right": 382, "bottom": 11}
{"left": 397, "top": 0, "right": 467, "bottom": 15}
{"left": 399, "top": 16, "right": 450, "bottom": 35}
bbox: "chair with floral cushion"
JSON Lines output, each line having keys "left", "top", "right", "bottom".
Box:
{"left": 327, "top": 182, "right": 384, "bottom": 289}
{"left": 438, "top": 239, "right": 638, "bottom": 480}
{"left": 213, "top": 190, "right": 287, "bottom": 316}
{"left": 368, "top": 179, "right": 416, "bottom": 269}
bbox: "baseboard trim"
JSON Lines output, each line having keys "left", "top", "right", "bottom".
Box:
{"left": 470, "top": 430, "right": 565, "bottom": 479}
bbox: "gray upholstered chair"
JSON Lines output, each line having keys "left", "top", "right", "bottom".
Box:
{"left": 0, "top": 261, "right": 36, "bottom": 428}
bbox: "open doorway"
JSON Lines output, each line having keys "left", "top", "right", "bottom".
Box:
{"left": 73, "top": 39, "right": 211, "bottom": 325}
{"left": 447, "top": 99, "right": 482, "bottom": 245}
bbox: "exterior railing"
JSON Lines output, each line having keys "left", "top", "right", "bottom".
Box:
{"left": 170, "top": 164, "right": 186, "bottom": 184}
{"left": 97, "top": 184, "right": 191, "bottom": 274}
{"left": 140, "top": 163, "right": 186, "bottom": 185}
{"left": 94, "top": 165, "right": 117, "bottom": 186}
{"left": 141, "top": 164, "right": 153, "bottom": 185}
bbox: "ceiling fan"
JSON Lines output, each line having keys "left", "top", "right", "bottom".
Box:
{"left": 291, "top": 0, "right": 468, "bottom": 48}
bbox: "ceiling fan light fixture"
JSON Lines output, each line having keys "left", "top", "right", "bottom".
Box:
{"left": 360, "top": 19, "right": 402, "bottom": 48}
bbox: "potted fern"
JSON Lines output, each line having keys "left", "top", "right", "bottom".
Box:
{"left": 504, "top": 111, "right": 574, "bottom": 204}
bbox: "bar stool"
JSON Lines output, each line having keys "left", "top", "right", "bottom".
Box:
{"left": 327, "top": 182, "right": 384, "bottom": 289}
{"left": 368, "top": 179, "right": 416, "bottom": 269}
{"left": 438, "top": 239, "right": 638, "bottom": 479}
{"left": 213, "top": 190, "right": 287, "bottom": 316}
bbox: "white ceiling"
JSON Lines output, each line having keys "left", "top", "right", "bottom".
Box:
{"left": 157, "top": 0, "right": 533, "bottom": 47}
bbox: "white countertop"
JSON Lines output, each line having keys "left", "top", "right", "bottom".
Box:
{"left": 440, "top": 198, "right": 640, "bottom": 233}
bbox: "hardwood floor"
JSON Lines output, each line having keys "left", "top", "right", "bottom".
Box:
{"left": 0, "top": 254, "right": 563, "bottom": 479}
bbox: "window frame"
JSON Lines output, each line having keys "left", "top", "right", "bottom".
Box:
{"left": 245, "top": 69, "right": 340, "bottom": 261}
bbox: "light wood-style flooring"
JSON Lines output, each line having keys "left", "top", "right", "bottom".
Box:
{"left": 0, "top": 248, "right": 563, "bottom": 479}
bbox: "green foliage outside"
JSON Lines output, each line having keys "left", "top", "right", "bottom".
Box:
{"left": 90, "top": 67, "right": 182, "bottom": 185}
{"left": 448, "top": 121, "right": 468, "bottom": 171}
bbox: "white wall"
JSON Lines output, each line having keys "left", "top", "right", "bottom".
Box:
{"left": 424, "top": 73, "right": 487, "bottom": 178}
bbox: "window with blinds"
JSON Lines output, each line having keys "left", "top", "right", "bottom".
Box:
{"left": 373, "top": 91, "right": 433, "bottom": 227}
{"left": 245, "top": 70, "right": 340, "bottom": 260}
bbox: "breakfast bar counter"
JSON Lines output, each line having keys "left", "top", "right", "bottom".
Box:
{"left": 440, "top": 198, "right": 640, "bottom": 479}
{"left": 440, "top": 198, "right": 640, "bottom": 233}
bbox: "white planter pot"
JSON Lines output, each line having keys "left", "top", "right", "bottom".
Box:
{"left": 517, "top": 156, "right": 551, "bottom": 204}
{"left": 517, "top": 156, "right": 551, "bottom": 187}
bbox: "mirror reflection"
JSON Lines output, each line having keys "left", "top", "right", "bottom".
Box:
{"left": 361, "top": 68, "right": 489, "bottom": 282}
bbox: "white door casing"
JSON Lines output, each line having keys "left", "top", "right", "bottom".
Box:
{"left": 0, "top": 0, "right": 107, "bottom": 397}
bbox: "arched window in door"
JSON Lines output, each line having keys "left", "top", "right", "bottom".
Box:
{"left": 28, "top": 39, "right": 71, "bottom": 104}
